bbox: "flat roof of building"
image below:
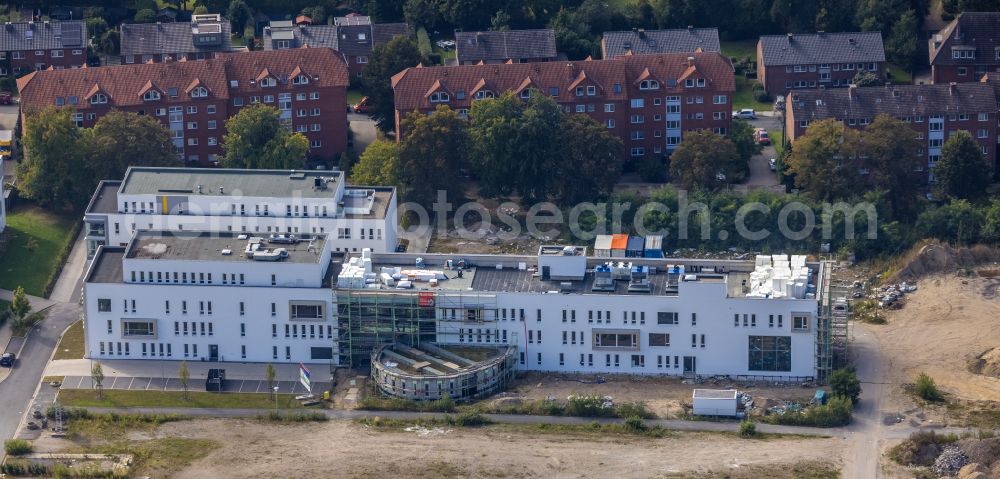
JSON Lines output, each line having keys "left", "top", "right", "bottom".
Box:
{"left": 86, "top": 180, "right": 121, "bottom": 215}
{"left": 87, "top": 247, "right": 126, "bottom": 283}
{"left": 126, "top": 230, "right": 327, "bottom": 264}
{"left": 118, "top": 167, "right": 344, "bottom": 199}
{"left": 343, "top": 187, "right": 394, "bottom": 220}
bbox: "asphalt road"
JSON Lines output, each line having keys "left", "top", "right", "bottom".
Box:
{"left": 746, "top": 115, "right": 782, "bottom": 188}
{"left": 0, "top": 302, "right": 80, "bottom": 445}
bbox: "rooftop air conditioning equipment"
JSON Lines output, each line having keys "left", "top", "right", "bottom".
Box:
{"left": 221, "top": 249, "right": 232, "bottom": 255}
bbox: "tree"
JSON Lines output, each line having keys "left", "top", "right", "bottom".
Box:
{"left": 669, "top": 131, "right": 743, "bottom": 190}
{"left": 227, "top": 0, "right": 252, "bottom": 36}
{"left": 829, "top": 367, "right": 862, "bottom": 404}
{"left": 91, "top": 361, "right": 105, "bottom": 400}
{"left": 730, "top": 118, "right": 763, "bottom": 161}
{"left": 98, "top": 30, "right": 120, "bottom": 56}
{"left": 885, "top": 9, "right": 921, "bottom": 73}
{"left": 134, "top": 9, "right": 156, "bottom": 23}
{"left": 193, "top": 5, "right": 209, "bottom": 14}
{"left": 785, "top": 119, "right": 862, "bottom": 201}
{"left": 361, "top": 35, "right": 423, "bottom": 131}
{"left": 85, "top": 17, "right": 108, "bottom": 40}
{"left": 916, "top": 200, "right": 983, "bottom": 244}
{"left": 862, "top": 114, "right": 924, "bottom": 219}
{"left": 516, "top": 95, "right": 563, "bottom": 200}
{"left": 178, "top": 361, "right": 190, "bottom": 400}
{"left": 300, "top": 5, "right": 327, "bottom": 24}
{"left": 10, "top": 286, "right": 30, "bottom": 321}
{"left": 399, "top": 106, "right": 470, "bottom": 206}
{"left": 469, "top": 93, "right": 527, "bottom": 196}
{"left": 82, "top": 111, "right": 179, "bottom": 187}
{"left": 352, "top": 139, "right": 403, "bottom": 192}
{"left": 554, "top": 114, "right": 624, "bottom": 204}
{"left": 221, "top": 104, "right": 308, "bottom": 169}
{"left": 490, "top": 10, "right": 511, "bottom": 30}
{"left": 265, "top": 363, "right": 276, "bottom": 398}
{"left": 18, "top": 107, "right": 88, "bottom": 207}
{"left": 851, "top": 70, "right": 881, "bottom": 87}
{"left": 933, "top": 130, "right": 990, "bottom": 201}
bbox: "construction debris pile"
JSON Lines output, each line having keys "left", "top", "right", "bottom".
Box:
{"left": 933, "top": 446, "right": 968, "bottom": 477}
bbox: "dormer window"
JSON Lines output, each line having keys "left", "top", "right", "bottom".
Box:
{"left": 430, "top": 92, "right": 450, "bottom": 102}
{"left": 90, "top": 93, "right": 108, "bottom": 104}
{"left": 143, "top": 90, "right": 161, "bottom": 101}
{"left": 260, "top": 77, "right": 277, "bottom": 87}
{"left": 474, "top": 90, "right": 494, "bottom": 100}
{"left": 292, "top": 74, "right": 309, "bottom": 85}
{"left": 639, "top": 79, "right": 660, "bottom": 90}
{"left": 191, "top": 86, "right": 208, "bottom": 98}
{"left": 952, "top": 48, "right": 975, "bottom": 59}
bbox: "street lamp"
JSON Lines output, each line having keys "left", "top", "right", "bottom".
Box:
{"left": 273, "top": 386, "right": 279, "bottom": 413}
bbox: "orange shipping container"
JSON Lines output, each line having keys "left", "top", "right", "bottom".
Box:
{"left": 610, "top": 234, "right": 629, "bottom": 250}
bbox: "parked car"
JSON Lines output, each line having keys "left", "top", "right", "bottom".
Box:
{"left": 0, "top": 92, "right": 12, "bottom": 105}
{"left": 395, "top": 238, "right": 410, "bottom": 253}
{"left": 768, "top": 158, "right": 777, "bottom": 171}
{"left": 733, "top": 108, "right": 756, "bottom": 120}
{"left": 754, "top": 128, "right": 770, "bottom": 145}
{"left": 1, "top": 353, "right": 15, "bottom": 367}
{"left": 352, "top": 96, "right": 371, "bottom": 113}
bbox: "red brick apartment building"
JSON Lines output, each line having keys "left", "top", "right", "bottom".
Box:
{"left": 391, "top": 52, "right": 735, "bottom": 160}
{"left": 757, "top": 32, "right": 886, "bottom": 95}
{"left": 785, "top": 83, "right": 998, "bottom": 182}
{"left": 17, "top": 48, "right": 349, "bottom": 166}
{"left": 0, "top": 20, "right": 87, "bottom": 77}
{"left": 929, "top": 12, "right": 1000, "bottom": 84}
{"left": 119, "top": 14, "right": 236, "bottom": 65}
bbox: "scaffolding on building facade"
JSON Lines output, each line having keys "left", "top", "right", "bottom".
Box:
{"left": 815, "top": 260, "right": 849, "bottom": 382}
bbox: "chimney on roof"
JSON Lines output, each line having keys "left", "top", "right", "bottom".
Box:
{"left": 787, "top": 32, "right": 793, "bottom": 42}
{"left": 950, "top": 81, "right": 958, "bottom": 95}
{"left": 687, "top": 25, "right": 693, "bottom": 30}
{"left": 219, "top": 186, "right": 224, "bottom": 194}
{"left": 637, "top": 28, "right": 645, "bottom": 39}
{"left": 687, "top": 55, "right": 695, "bottom": 67}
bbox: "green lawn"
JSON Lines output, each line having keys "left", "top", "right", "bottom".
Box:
{"left": 721, "top": 40, "right": 757, "bottom": 62}
{"left": 54, "top": 320, "right": 86, "bottom": 360}
{"left": 58, "top": 389, "right": 315, "bottom": 409}
{"left": 733, "top": 76, "right": 772, "bottom": 111}
{"left": 434, "top": 45, "right": 456, "bottom": 63}
{"left": 0, "top": 205, "right": 77, "bottom": 296}
{"left": 771, "top": 128, "right": 785, "bottom": 156}
{"left": 886, "top": 63, "right": 913, "bottom": 84}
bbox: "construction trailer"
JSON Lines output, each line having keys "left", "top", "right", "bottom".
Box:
{"left": 610, "top": 234, "right": 628, "bottom": 258}
{"left": 593, "top": 235, "right": 613, "bottom": 257}
{"left": 692, "top": 389, "right": 739, "bottom": 417}
{"left": 644, "top": 235, "right": 664, "bottom": 258}
{"left": 625, "top": 236, "right": 645, "bottom": 258}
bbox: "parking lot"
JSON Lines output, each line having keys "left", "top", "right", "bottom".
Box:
{"left": 60, "top": 375, "right": 330, "bottom": 395}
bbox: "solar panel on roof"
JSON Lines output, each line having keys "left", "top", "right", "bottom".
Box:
{"left": 61, "top": 23, "right": 82, "bottom": 46}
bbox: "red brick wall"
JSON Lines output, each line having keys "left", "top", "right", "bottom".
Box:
{"left": 931, "top": 65, "right": 1000, "bottom": 84}
{"left": 6, "top": 48, "right": 87, "bottom": 75}
{"left": 760, "top": 62, "right": 886, "bottom": 95}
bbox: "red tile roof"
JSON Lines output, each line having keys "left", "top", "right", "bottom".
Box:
{"left": 391, "top": 52, "right": 734, "bottom": 111}
{"left": 18, "top": 48, "right": 348, "bottom": 110}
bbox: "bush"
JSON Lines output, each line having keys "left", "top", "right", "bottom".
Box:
{"left": 448, "top": 412, "right": 491, "bottom": 427}
{"left": 829, "top": 367, "right": 862, "bottom": 404}
{"left": 426, "top": 52, "right": 442, "bottom": 65}
{"left": 770, "top": 396, "right": 852, "bottom": 427}
{"left": 615, "top": 401, "right": 654, "bottom": 419}
{"left": 356, "top": 396, "right": 457, "bottom": 413}
{"left": 4, "top": 439, "right": 33, "bottom": 455}
{"left": 261, "top": 411, "right": 328, "bottom": 422}
{"left": 915, "top": 373, "right": 943, "bottom": 402}
{"left": 753, "top": 89, "right": 771, "bottom": 102}
{"left": 739, "top": 420, "right": 757, "bottom": 438}
{"left": 622, "top": 416, "right": 647, "bottom": 433}
{"left": 565, "top": 394, "right": 615, "bottom": 418}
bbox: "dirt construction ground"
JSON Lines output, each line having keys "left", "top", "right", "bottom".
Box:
{"left": 875, "top": 274, "right": 1000, "bottom": 412}
{"left": 160, "top": 419, "right": 845, "bottom": 478}
{"left": 502, "top": 372, "right": 819, "bottom": 419}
